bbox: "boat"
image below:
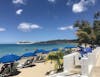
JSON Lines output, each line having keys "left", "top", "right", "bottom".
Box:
{"left": 16, "top": 41, "right": 33, "bottom": 44}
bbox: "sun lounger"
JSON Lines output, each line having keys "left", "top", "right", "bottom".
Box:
{"left": 23, "top": 59, "right": 34, "bottom": 68}
{"left": 0, "top": 65, "right": 11, "bottom": 77}
{"left": 18, "top": 58, "right": 35, "bottom": 68}
{"left": 10, "top": 62, "right": 19, "bottom": 75}
{"left": 35, "top": 56, "right": 46, "bottom": 63}
{"left": 0, "top": 62, "right": 19, "bottom": 77}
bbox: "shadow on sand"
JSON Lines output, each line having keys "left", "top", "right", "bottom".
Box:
{"left": 10, "top": 70, "right": 21, "bottom": 77}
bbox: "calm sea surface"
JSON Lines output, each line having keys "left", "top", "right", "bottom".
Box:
{"left": 0, "top": 43, "right": 77, "bottom": 57}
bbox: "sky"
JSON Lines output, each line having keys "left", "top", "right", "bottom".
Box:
{"left": 0, "top": 0, "right": 99, "bottom": 44}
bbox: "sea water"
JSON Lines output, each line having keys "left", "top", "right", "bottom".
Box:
{"left": 0, "top": 43, "right": 77, "bottom": 57}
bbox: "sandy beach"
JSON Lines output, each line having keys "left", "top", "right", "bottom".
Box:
{"left": 13, "top": 61, "right": 54, "bottom": 77}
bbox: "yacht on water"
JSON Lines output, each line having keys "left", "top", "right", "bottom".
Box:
{"left": 16, "top": 41, "right": 33, "bottom": 44}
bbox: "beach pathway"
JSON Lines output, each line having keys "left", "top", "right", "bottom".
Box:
{"left": 91, "top": 48, "right": 100, "bottom": 77}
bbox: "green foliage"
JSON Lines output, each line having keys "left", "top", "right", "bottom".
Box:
{"left": 46, "top": 51, "right": 64, "bottom": 71}
{"left": 94, "top": 11, "right": 100, "bottom": 19}
{"left": 93, "top": 11, "right": 100, "bottom": 44}
{"left": 92, "top": 12, "right": 100, "bottom": 45}
{"left": 76, "top": 30, "right": 90, "bottom": 43}
{"left": 74, "top": 11, "right": 100, "bottom": 45}
{"left": 64, "top": 49, "right": 72, "bottom": 55}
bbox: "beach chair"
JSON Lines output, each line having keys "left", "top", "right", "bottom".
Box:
{"left": 0, "top": 63, "right": 19, "bottom": 77}
{"left": 10, "top": 62, "right": 19, "bottom": 75}
{"left": 35, "top": 55, "right": 46, "bottom": 63}
{"left": 20, "top": 58, "right": 35, "bottom": 68}
{"left": 0, "top": 66, "right": 11, "bottom": 77}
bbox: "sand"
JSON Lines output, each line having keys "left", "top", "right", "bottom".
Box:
{"left": 12, "top": 61, "right": 54, "bottom": 77}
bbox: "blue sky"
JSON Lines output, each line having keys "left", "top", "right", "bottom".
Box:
{"left": 0, "top": 0, "right": 99, "bottom": 43}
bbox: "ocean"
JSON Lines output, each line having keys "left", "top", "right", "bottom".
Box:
{"left": 0, "top": 43, "right": 77, "bottom": 57}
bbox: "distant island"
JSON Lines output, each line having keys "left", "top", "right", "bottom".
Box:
{"left": 34, "top": 39, "right": 78, "bottom": 44}
{"left": 17, "top": 39, "right": 78, "bottom": 44}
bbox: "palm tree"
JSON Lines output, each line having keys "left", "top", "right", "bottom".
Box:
{"left": 74, "top": 11, "right": 100, "bottom": 45}
{"left": 93, "top": 11, "right": 100, "bottom": 45}
{"left": 46, "top": 51, "right": 64, "bottom": 71}
{"left": 46, "top": 52, "right": 55, "bottom": 64}
{"left": 94, "top": 11, "right": 100, "bottom": 19}
{"left": 74, "top": 20, "right": 93, "bottom": 45}
{"left": 76, "top": 30, "right": 90, "bottom": 43}
{"left": 74, "top": 13, "right": 100, "bottom": 45}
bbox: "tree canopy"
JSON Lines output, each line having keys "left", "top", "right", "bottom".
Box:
{"left": 74, "top": 11, "right": 100, "bottom": 45}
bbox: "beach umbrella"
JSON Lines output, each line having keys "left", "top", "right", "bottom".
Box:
{"left": 51, "top": 48, "right": 59, "bottom": 51}
{"left": 21, "top": 52, "right": 37, "bottom": 57}
{"left": 42, "top": 50, "right": 50, "bottom": 54}
{"left": 85, "top": 47, "right": 92, "bottom": 53}
{"left": 80, "top": 50, "right": 87, "bottom": 57}
{"left": 79, "top": 47, "right": 90, "bottom": 57}
{"left": 34, "top": 49, "right": 45, "bottom": 54}
{"left": 0, "top": 54, "right": 20, "bottom": 63}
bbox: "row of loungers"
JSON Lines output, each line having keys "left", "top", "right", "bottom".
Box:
{"left": 0, "top": 63, "right": 18, "bottom": 77}
{"left": 0, "top": 55, "right": 46, "bottom": 77}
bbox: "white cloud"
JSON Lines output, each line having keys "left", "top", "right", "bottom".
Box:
{"left": 0, "top": 27, "right": 6, "bottom": 32}
{"left": 16, "top": 9, "right": 23, "bottom": 15}
{"left": 58, "top": 25, "right": 74, "bottom": 31}
{"left": 12, "top": 0, "right": 25, "bottom": 4}
{"left": 17, "top": 22, "right": 41, "bottom": 32}
{"left": 72, "top": 2, "right": 86, "bottom": 13}
{"left": 48, "top": 0, "right": 56, "bottom": 3}
{"left": 72, "top": 0, "right": 96, "bottom": 13}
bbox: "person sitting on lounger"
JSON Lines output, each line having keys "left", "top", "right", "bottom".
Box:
{"left": 0, "top": 64, "right": 8, "bottom": 74}
{"left": 0, "top": 64, "right": 11, "bottom": 77}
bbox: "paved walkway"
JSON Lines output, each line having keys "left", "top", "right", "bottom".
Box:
{"left": 91, "top": 48, "right": 100, "bottom": 77}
